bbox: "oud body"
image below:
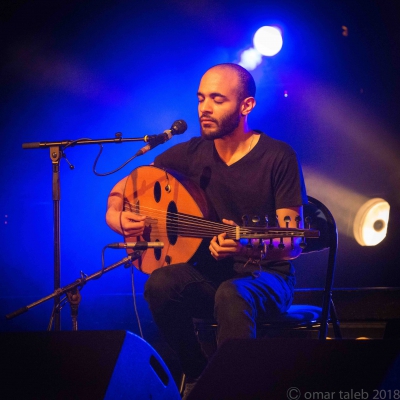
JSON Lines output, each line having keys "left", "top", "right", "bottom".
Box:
{"left": 124, "top": 166, "right": 213, "bottom": 273}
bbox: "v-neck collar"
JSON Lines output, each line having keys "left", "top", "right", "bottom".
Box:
{"left": 213, "top": 133, "right": 261, "bottom": 167}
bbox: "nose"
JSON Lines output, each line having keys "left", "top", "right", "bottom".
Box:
{"left": 199, "top": 98, "right": 213, "bottom": 115}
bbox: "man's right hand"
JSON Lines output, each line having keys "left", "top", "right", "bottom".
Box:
{"left": 105, "top": 176, "right": 146, "bottom": 237}
{"left": 106, "top": 207, "right": 146, "bottom": 237}
{"left": 117, "top": 211, "right": 146, "bottom": 237}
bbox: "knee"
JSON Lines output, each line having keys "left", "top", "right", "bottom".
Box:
{"left": 215, "top": 280, "right": 253, "bottom": 309}
{"left": 214, "top": 280, "right": 237, "bottom": 305}
{"left": 145, "top": 268, "right": 166, "bottom": 293}
{"left": 144, "top": 265, "right": 187, "bottom": 307}
{"left": 145, "top": 267, "right": 173, "bottom": 298}
{"left": 144, "top": 268, "right": 172, "bottom": 308}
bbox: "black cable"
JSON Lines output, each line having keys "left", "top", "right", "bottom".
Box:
{"left": 59, "top": 137, "right": 140, "bottom": 177}
{"left": 92, "top": 143, "right": 139, "bottom": 176}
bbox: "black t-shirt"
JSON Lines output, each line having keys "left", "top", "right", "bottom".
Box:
{"left": 155, "top": 132, "right": 307, "bottom": 222}
{"left": 154, "top": 131, "right": 307, "bottom": 278}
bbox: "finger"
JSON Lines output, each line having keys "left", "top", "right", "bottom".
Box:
{"left": 209, "top": 237, "right": 219, "bottom": 251}
{"left": 125, "top": 213, "right": 146, "bottom": 221}
{"left": 217, "top": 233, "right": 238, "bottom": 249}
{"left": 222, "top": 218, "right": 238, "bottom": 226}
{"left": 219, "top": 238, "right": 238, "bottom": 248}
{"left": 209, "top": 243, "right": 218, "bottom": 259}
{"left": 124, "top": 229, "right": 144, "bottom": 237}
{"left": 217, "top": 232, "right": 227, "bottom": 244}
{"left": 123, "top": 219, "right": 145, "bottom": 234}
{"left": 210, "top": 235, "right": 240, "bottom": 260}
{"left": 125, "top": 221, "right": 145, "bottom": 231}
{"left": 210, "top": 243, "right": 238, "bottom": 257}
{"left": 209, "top": 237, "right": 227, "bottom": 259}
{"left": 212, "top": 235, "right": 237, "bottom": 251}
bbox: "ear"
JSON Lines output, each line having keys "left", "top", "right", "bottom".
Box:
{"left": 240, "top": 97, "right": 256, "bottom": 116}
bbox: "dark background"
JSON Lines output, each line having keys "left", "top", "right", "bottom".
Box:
{"left": 1, "top": 0, "right": 399, "bottom": 335}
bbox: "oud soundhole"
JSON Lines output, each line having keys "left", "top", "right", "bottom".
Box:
{"left": 154, "top": 181, "right": 161, "bottom": 203}
{"left": 166, "top": 201, "right": 178, "bottom": 245}
{"left": 154, "top": 239, "right": 162, "bottom": 260}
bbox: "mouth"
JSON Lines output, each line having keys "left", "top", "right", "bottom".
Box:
{"left": 200, "top": 118, "right": 217, "bottom": 125}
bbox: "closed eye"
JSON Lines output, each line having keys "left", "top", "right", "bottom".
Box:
{"left": 211, "top": 94, "right": 227, "bottom": 104}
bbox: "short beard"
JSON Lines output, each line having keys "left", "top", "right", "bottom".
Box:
{"left": 200, "top": 107, "right": 241, "bottom": 141}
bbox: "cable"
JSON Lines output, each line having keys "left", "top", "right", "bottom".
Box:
{"left": 130, "top": 265, "right": 144, "bottom": 338}
{"left": 59, "top": 137, "right": 140, "bottom": 177}
{"left": 92, "top": 144, "right": 139, "bottom": 176}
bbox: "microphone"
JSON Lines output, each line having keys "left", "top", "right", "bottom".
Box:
{"left": 107, "top": 241, "right": 164, "bottom": 250}
{"left": 135, "top": 120, "right": 187, "bottom": 156}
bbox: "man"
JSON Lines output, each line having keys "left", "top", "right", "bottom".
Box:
{"left": 106, "top": 63, "right": 307, "bottom": 396}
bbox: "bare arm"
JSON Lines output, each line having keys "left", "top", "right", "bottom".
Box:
{"left": 266, "top": 205, "right": 304, "bottom": 261}
{"left": 105, "top": 176, "right": 146, "bottom": 237}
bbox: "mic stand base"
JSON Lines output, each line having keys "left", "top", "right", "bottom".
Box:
{"left": 66, "top": 288, "right": 81, "bottom": 331}
{"left": 5, "top": 252, "right": 142, "bottom": 326}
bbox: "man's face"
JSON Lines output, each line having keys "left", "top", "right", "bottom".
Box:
{"left": 197, "top": 68, "right": 242, "bottom": 140}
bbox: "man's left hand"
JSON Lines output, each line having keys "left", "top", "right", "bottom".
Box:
{"left": 209, "top": 219, "right": 241, "bottom": 260}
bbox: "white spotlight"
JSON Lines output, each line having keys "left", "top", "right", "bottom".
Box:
{"left": 253, "top": 26, "right": 283, "bottom": 57}
{"left": 238, "top": 47, "right": 262, "bottom": 71}
{"left": 353, "top": 198, "right": 390, "bottom": 246}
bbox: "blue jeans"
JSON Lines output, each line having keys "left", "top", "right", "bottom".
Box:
{"left": 144, "top": 261, "right": 294, "bottom": 379}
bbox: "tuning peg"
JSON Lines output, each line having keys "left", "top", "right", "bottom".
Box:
{"left": 295, "top": 215, "right": 302, "bottom": 228}
{"left": 268, "top": 239, "right": 274, "bottom": 250}
{"left": 242, "top": 215, "right": 249, "bottom": 227}
{"left": 284, "top": 216, "right": 291, "bottom": 228}
{"left": 305, "top": 216, "right": 312, "bottom": 229}
{"left": 300, "top": 238, "right": 307, "bottom": 249}
{"left": 252, "top": 215, "right": 260, "bottom": 226}
{"left": 278, "top": 238, "right": 285, "bottom": 249}
{"left": 264, "top": 215, "right": 269, "bottom": 228}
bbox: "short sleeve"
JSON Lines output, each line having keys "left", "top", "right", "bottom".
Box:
{"left": 273, "top": 152, "right": 307, "bottom": 209}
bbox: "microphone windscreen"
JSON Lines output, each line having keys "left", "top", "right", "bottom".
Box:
{"left": 171, "top": 119, "right": 187, "bottom": 135}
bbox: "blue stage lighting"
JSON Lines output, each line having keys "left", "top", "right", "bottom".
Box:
{"left": 253, "top": 26, "right": 283, "bottom": 57}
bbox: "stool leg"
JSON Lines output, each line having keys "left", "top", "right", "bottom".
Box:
{"left": 179, "top": 373, "right": 186, "bottom": 396}
{"left": 329, "top": 300, "right": 342, "bottom": 339}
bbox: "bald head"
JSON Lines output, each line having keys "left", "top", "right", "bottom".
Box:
{"left": 204, "top": 63, "right": 256, "bottom": 102}
{"left": 197, "top": 63, "right": 257, "bottom": 140}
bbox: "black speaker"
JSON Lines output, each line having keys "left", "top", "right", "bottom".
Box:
{"left": 1, "top": 330, "right": 180, "bottom": 399}
{"left": 188, "top": 338, "right": 400, "bottom": 400}
{"left": 384, "top": 319, "right": 400, "bottom": 338}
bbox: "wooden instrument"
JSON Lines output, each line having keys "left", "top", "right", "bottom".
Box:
{"left": 123, "top": 166, "right": 319, "bottom": 274}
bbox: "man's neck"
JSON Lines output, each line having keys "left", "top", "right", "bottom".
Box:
{"left": 214, "top": 127, "right": 259, "bottom": 166}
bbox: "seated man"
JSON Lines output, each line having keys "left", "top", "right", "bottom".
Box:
{"left": 106, "top": 63, "right": 307, "bottom": 397}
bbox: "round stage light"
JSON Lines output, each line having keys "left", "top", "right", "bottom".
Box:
{"left": 239, "top": 47, "right": 262, "bottom": 71}
{"left": 253, "top": 26, "right": 283, "bottom": 57}
{"left": 353, "top": 198, "right": 390, "bottom": 246}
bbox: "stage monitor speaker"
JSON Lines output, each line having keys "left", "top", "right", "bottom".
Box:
{"left": 0, "top": 330, "right": 180, "bottom": 399}
{"left": 188, "top": 338, "right": 400, "bottom": 400}
{"left": 384, "top": 318, "right": 400, "bottom": 338}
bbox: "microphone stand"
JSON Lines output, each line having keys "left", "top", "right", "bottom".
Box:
{"left": 22, "top": 134, "right": 147, "bottom": 331}
{"left": 5, "top": 251, "right": 142, "bottom": 331}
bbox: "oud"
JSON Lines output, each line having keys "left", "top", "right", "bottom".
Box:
{"left": 123, "top": 166, "right": 319, "bottom": 274}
